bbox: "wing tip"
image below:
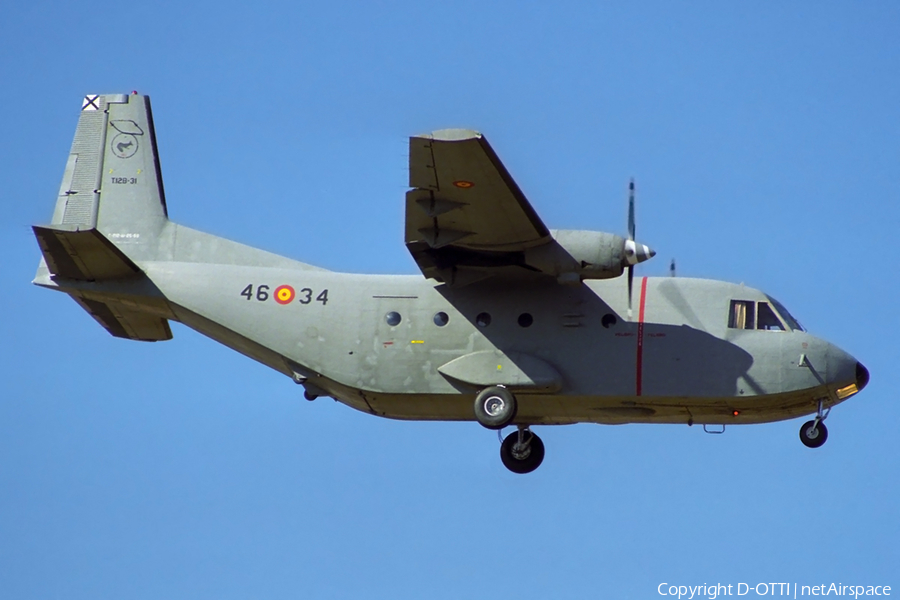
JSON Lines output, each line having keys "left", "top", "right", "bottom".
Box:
{"left": 414, "top": 128, "right": 482, "bottom": 142}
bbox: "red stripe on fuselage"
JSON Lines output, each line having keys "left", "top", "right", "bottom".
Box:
{"left": 636, "top": 277, "right": 648, "bottom": 396}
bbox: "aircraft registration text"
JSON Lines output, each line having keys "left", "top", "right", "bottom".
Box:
{"left": 240, "top": 284, "right": 329, "bottom": 305}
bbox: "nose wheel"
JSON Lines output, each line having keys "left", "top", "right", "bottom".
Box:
{"left": 799, "top": 400, "right": 830, "bottom": 448}
{"left": 799, "top": 420, "right": 828, "bottom": 448}
{"left": 500, "top": 426, "right": 545, "bottom": 474}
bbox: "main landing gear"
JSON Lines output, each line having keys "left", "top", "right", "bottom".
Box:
{"left": 799, "top": 400, "right": 830, "bottom": 449}
{"left": 474, "top": 386, "right": 517, "bottom": 430}
{"left": 474, "top": 387, "right": 544, "bottom": 473}
{"left": 500, "top": 426, "right": 545, "bottom": 474}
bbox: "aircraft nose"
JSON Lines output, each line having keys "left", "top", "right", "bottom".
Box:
{"left": 827, "top": 344, "right": 869, "bottom": 401}
{"left": 856, "top": 361, "right": 870, "bottom": 391}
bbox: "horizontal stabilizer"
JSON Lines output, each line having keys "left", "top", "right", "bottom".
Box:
{"left": 73, "top": 296, "right": 172, "bottom": 341}
{"left": 33, "top": 225, "right": 140, "bottom": 281}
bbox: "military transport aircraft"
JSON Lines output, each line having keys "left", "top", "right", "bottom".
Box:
{"left": 33, "top": 93, "right": 869, "bottom": 473}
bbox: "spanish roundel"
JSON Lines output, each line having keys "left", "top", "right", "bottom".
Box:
{"left": 274, "top": 285, "right": 295, "bottom": 305}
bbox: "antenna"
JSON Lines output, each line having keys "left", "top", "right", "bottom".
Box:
{"left": 670, "top": 259, "right": 676, "bottom": 277}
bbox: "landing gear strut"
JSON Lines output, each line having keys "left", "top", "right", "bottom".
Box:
{"left": 500, "top": 426, "right": 545, "bottom": 474}
{"left": 799, "top": 400, "right": 830, "bottom": 448}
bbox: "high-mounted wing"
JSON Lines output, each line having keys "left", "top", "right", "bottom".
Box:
{"left": 406, "top": 129, "right": 553, "bottom": 284}
{"left": 406, "top": 129, "right": 656, "bottom": 287}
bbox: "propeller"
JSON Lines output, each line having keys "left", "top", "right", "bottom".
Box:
{"left": 627, "top": 179, "right": 635, "bottom": 319}
{"left": 628, "top": 179, "right": 636, "bottom": 241}
{"left": 624, "top": 179, "right": 655, "bottom": 319}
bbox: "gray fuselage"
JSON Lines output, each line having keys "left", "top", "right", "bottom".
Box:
{"left": 37, "top": 223, "right": 860, "bottom": 428}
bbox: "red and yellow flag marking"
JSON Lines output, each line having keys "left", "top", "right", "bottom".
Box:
{"left": 274, "top": 285, "right": 295, "bottom": 305}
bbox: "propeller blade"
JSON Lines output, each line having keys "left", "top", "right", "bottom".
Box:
{"left": 627, "top": 265, "right": 634, "bottom": 320}
{"left": 627, "top": 179, "right": 635, "bottom": 241}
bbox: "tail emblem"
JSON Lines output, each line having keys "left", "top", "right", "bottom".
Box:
{"left": 110, "top": 119, "right": 145, "bottom": 159}
{"left": 113, "top": 137, "right": 137, "bottom": 158}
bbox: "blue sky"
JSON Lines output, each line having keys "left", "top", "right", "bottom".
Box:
{"left": 2, "top": 2, "right": 898, "bottom": 598}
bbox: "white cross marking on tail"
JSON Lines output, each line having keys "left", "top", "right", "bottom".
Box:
{"left": 82, "top": 95, "right": 100, "bottom": 111}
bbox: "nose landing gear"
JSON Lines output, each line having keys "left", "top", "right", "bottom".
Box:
{"left": 800, "top": 420, "right": 828, "bottom": 448}
{"left": 500, "top": 426, "right": 545, "bottom": 474}
{"left": 799, "top": 400, "right": 830, "bottom": 448}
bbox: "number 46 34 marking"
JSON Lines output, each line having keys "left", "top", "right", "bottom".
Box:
{"left": 240, "top": 284, "right": 329, "bottom": 305}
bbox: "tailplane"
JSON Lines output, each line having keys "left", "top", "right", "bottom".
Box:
{"left": 33, "top": 225, "right": 140, "bottom": 281}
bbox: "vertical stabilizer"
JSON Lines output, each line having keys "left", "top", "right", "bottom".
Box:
{"left": 33, "top": 93, "right": 175, "bottom": 342}
{"left": 50, "top": 93, "right": 169, "bottom": 260}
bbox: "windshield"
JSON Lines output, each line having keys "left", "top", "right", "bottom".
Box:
{"left": 767, "top": 297, "right": 804, "bottom": 331}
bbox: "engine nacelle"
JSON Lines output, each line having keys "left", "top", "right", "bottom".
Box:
{"left": 523, "top": 229, "right": 654, "bottom": 282}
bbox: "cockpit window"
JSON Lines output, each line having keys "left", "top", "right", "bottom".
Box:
{"left": 768, "top": 297, "right": 804, "bottom": 331}
{"left": 728, "top": 300, "right": 755, "bottom": 329}
{"left": 729, "top": 300, "right": 788, "bottom": 331}
{"left": 756, "top": 302, "right": 785, "bottom": 331}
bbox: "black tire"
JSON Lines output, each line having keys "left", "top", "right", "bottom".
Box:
{"left": 799, "top": 420, "right": 828, "bottom": 448}
{"left": 500, "top": 430, "right": 545, "bottom": 474}
{"left": 304, "top": 391, "right": 318, "bottom": 401}
{"left": 473, "top": 386, "right": 517, "bottom": 430}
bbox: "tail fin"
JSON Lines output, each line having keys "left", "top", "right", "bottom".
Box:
{"left": 33, "top": 93, "right": 173, "bottom": 342}
{"left": 46, "top": 93, "right": 168, "bottom": 258}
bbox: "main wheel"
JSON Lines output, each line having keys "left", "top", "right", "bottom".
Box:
{"left": 500, "top": 430, "right": 545, "bottom": 474}
{"left": 474, "top": 386, "right": 517, "bottom": 430}
{"left": 799, "top": 420, "right": 828, "bottom": 448}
